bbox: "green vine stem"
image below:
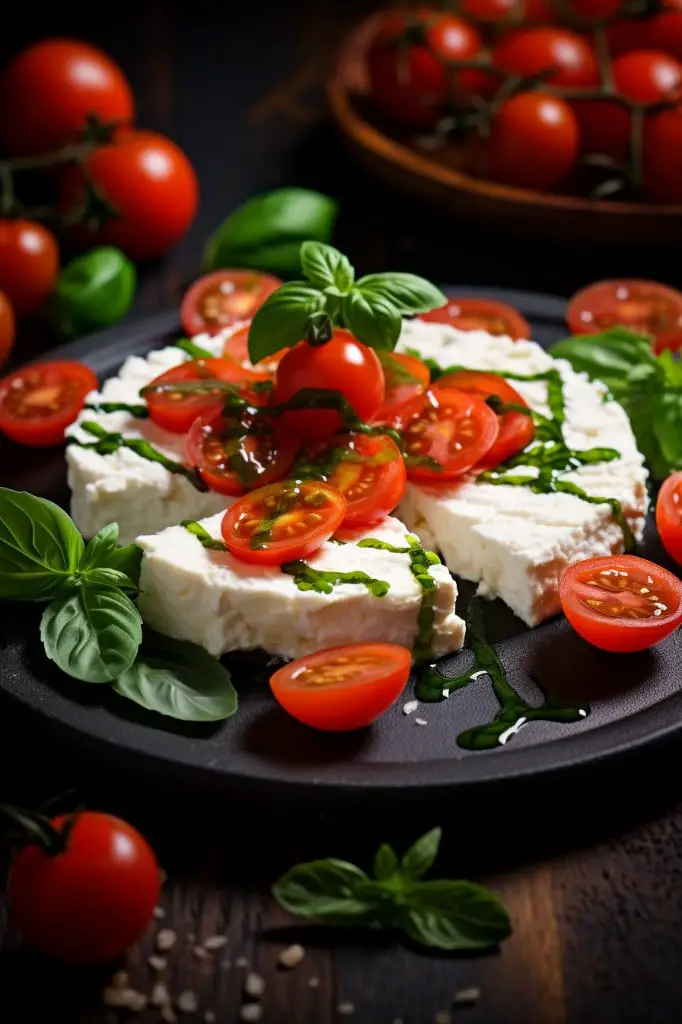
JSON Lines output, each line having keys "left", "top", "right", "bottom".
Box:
{"left": 0, "top": 802, "right": 80, "bottom": 856}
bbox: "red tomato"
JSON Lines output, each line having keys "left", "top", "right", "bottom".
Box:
{"left": 374, "top": 352, "right": 430, "bottom": 423}
{"left": 0, "top": 40, "right": 134, "bottom": 156}
{"left": 269, "top": 643, "right": 412, "bottom": 731}
{"left": 396, "top": 388, "right": 499, "bottom": 483}
{"left": 60, "top": 129, "right": 198, "bottom": 261}
{"left": 0, "top": 360, "right": 97, "bottom": 446}
{"left": 186, "top": 408, "right": 300, "bottom": 496}
{"left": 144, "top": 357, "right": 267, "bottom": 434}
{"left": 223, "top": 324, "right": 286, "bottom": 376}
{"left": 221, "top": 480, "right": 346, "bottom": 565}
{"left": 645, "top": 12, "right": 682, "bottom": 61}
{"left": 569, "top": 0, "right": 623, "bottom": 18}
{"left": 656, "top": 473, "right": 682, "bottom": 565}
{"left": 559, "top": 555, "right": 682, "bottom": 653}
{"left": 420, "top": 297, "right": 530, "bottom": 339}
{"left": 0, "top": 290, "right": 15, "bottom": 367}
{"left": 273, "top": 330, "right": 385, "bottom": 440}
{"left": 0, "top": 220, "right": 60, "bottom": 317}
{"left": 434, "top": 370, "right": 534, "bottom": 468}
{"left": 566, "top": 279, "right": 682, "bottom": 352}
{"left": 493, "top": 28, "right": 599, "bottom": 89}
{"left": 181, "top": 270, "right": 282, "bottom": 337}
{"left": 488, "top": 92, "right": 580, "bottom": 192}
{"left": 367, "top": 7, "right": 485, "bottom": 127}
{"left": 462, "top": 0, "right": 515, "bottom": 20}
{"left": 299, "top": 431, "right": 406, "bottom": 533}
{"left": 8, "top": 812, "right": 159, "bottom": 964}
{"left": 643, "top": 106, "right": 682, "bottom": 204}
{"left": 606, "top": 18, "right": 647, "bottom": 58}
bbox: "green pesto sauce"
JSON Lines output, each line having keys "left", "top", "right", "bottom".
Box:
{"left": 181, "top": 520, "right": 227, "bottom": 550}
{"left": 175, "top": 338, "right": 214, "bottom": 360}
{"left": 281, "top": 560, "right": 390, "bottom": 597}
{"left": 84, "top": 401, "right": 149, "bottom": 418}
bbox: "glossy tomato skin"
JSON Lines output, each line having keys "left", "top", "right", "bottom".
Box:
{"left": 493, "top": 28, "right": 599, "bottom": 89}
{"left": 566, "top": 279, "right": 682, "bottom": 351}
{"left": 0, "top": 40, "right": 134, "bottom": 156}
{"left": 0, "top": 290, "right": 15, "bottom": 367}
{"left": 273, "top": 331, "right": 385, "bottom": 440}
{"left": 61, "top": 130, "right": 198, "bottom": 261}
{"left": 420, "top": 297, "right": 530, "bottom": 339}
{"left": 656, "top": 473, "right": 682, "bottom": 565}
{"left": 559, "top": 555, "right": 682, "bottom": 653}
{"left": 570, "top": 0, "right": 624, "bottom": 18}
{"left": 367, "top": 7, "right": 485, "bottom": 127}
{"left": 462, "top": 0, "right": 516, "bottom": 20}
{"left": 0, "top": 220, "right": 60, "bottom": 317}
{"left": 645, "top": 12, "right": 682, "bottom": 61}
{"left": 0, "top": 360, "right": 97, "bottom": 446}
{"left": 644, "top": 107, "right": 682, "bottom": 204}
{"left": 181, "top": 271, "right": 282, "bottom": 337}
{"left": 269, "top": 643, "right": 412, "bottom": 731}
{"left": 488, "top": 92, "right": 580, "bottom": 192}
{"left": 144, "top": 357, "right": 266, "bottom": 434}
{"left": 374, "top": 352, "right": 430, "bottom": 423}
{"left": 8, "top": 812, "right": 159, "bottom": 964}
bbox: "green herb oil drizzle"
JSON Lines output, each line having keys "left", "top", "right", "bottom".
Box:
{"left": 84, "top": 401, "right": 150, "bottom": 418}
{"left": 181, "top": 520, "right": 228, "bottom": 550}
{"left": 281, "top": 561, "right": 390, "bottom": 597}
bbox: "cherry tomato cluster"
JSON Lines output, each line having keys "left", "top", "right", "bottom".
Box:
{"left": 366, "top": 1, "right": 682, "bottom": 199}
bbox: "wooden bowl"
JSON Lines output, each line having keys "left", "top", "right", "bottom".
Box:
{"left": 326, "top": 14, "right": 682, "bottom": 246}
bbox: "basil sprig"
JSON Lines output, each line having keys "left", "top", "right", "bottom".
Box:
{"left": 273, "top": 827, "right": 511, "bottom": 951}
{"left": 550, "top": 327, "right": 682, "bottom": 481}
{"left": 248, "top": 241, "right": 446, "bottom": 364}
{"left": 0, "top": 489, "right": 237, "bottom": 722}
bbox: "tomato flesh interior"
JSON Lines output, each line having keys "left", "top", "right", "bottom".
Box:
{"left": 0, "top": 360, "right": 98, "bottom": 446}
{"left": 420, "top": 297, "right": 530, "bottom": 340}
{"left": 566, "top": 279, "right": 682, "bottom": 353}
{"left": 180, "top": 270, "right": 282, "bottom": 336}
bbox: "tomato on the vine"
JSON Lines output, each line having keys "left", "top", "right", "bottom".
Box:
{"left": 273, "top": 330, "right": 384, "bottom": 440}
{"left": 181, "top": 270, "right": 282, "bottom": 337}
{"left": 566, "top": 279, "right": 682, "bottom": 352}
{"left": 0, "top": 220, "right": 60, "bottom": 317}
{"left": 643, "top": 107, "right": 682, "bottom": 204}
{"left": 0, "top": 360, "right": 97, "bottom": 446}
{"left": 493, "top": 28, "right": 599, "bottom": 89}
{"left": 144, "top": 357, "right": 268, "bottom": 434}
{"left": 8, "top": 811, "right": 159, "bottom": 964}
{"left": 569, "top": 0, "right": 624, "bottom": 19}
{"left": 559, "top": 555, "right": 682, "bottom": 653}
{"left": 656, "top": 472, "right": 682, "bottom": 566}
{"left": 420, "top": 297, "right": 530, "bottom": 339}
{"left": 461, "top": 0, "right": 515, "bottom": 21}
{"left": 269, "top": 643, "right": 412, "bottom": 732}
{"left": 0, "top": 290, "right": 15, "bottom": 367}
{"left": 0, "top": 40, "right": 134, "bottom": 156}
{"left": 374, "top": 351, "right": 430, "bottom": 424}
{"left": 60, "top": 129, "right": 198, "bottom": 261}
{"left": 645, "top": 11, "right": 682, "bottom": 61}
{"left": 488, "top": 92, "right": 580, "bottom": 192}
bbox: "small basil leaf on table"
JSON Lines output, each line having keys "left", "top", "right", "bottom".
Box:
{"left": 400, "top": 826, "right": 442, "bottom": 881}
{"left": 248, "top": 283, "right": 325, "bottom": 364}
{"left": 341, "top": 290, "right": 402, "bottom": 351}
{"left": 79, "top": 567, "right": 139, "bottom": 591}
{"left": 273, "top": 859, "right": 383, "bottom": 922}
{"left": 0, "top": 488, "right": 84, "bottom": 601}
{"left": 203, "top": 187, "right": 338, "bottom": 278}
{"left": 40, "top": 585, "right": 142, "bottom": 683}
{"left": 112, "top": 628, "right": 238, "bottom": 722}
{"left": 397, "top": 880, "right": 512, "bottom": 951}
{"left": 50, "top": 246, "right": 136, "bottom": 339}
{"left": 300, "top": 241, "right": 354, "bottom": 292}
{"left": 373, "top": 843, "right": 399, "bottom": 882}
{"left": 355, "top": 272, "right": 446, "bottom": 315}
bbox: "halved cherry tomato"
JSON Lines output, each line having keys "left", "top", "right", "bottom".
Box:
{"left": 269, "top": 642, "right": 412, "bottom": 731}
{"left": 656, "top": 472, "right": 682, "bottom": 566}
{"left": 181, "top": 270, "right": 282, "bottom": 337}
{"left": 566, "top": 279, "right": 682, "bottom": 353}
{"left": 0, "top": 360, "right": 97, "bottom": 447}
{"left": 273, "top": 330, "right": 385, "bottom": 440}
{"left": 434, "top": 370, "right": 534, "bottom": 468}
{"left": 396, "top": 388, "right": 500, "bottom": 483}
{"left": 420, "top": 297, "right": 531, "bottom": 340}
{"left": 144, "top": 357, "right": 268, "bottom": 434}
{"left": 221, "top": 479, "right": 346, "bottom": 565}
{"left": 374, "top": 352, "right": 431, "bottom": 424}
{"left": 186, "top": 408, "right": 300, "bottom": 496}
{"left": 297, "top": 431, "right": 406, "bottom": 533}
{"left": 222, "top": 323, "right": 286, "bottom": 376}
{"left": 559, "top": 555, "right": 682, "bottom": 653}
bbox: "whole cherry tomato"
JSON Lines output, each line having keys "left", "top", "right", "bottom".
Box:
{"left": 0, "top": 220, "right": 60, "bottom": 317}
{"left": 493, "top": 28, "right": 599, "bottom": 89}
{"left": 643, "top": 106, "right": 682, "bottom": 203}
{"left": 488, "top": 92, "right": 580, "bottom": 192}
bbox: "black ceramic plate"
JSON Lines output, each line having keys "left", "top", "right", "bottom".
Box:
{"left": 1, "top": 289, "right": 680, "bottom": 806}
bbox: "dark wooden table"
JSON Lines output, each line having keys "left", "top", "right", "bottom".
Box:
{"left": 2, "top": 2, "right": 682, "bottom": 1021}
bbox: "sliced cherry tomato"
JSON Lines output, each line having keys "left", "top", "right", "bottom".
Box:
{"left": 144, "top": 357, "right": 268, "bottom": 434}
{"left": 273, "top": 330, "right": 385, "bottom": 440}
{"left": 0, "top": 219, "right": 60, "bottom": 317}
{"left": 434, "top": 370, "right": 534, "bottom": 468}
{"left": 396, "top": 388, "right": 499, "bottom": 484}
{"left": 488, "top": 92, "right": 580, "bottom": 192}
{"left": 644, "top": 106, "right": 682, "bottom": 205}
{"left": 8, "top": 811, "right": 159, "bottom": 964}
{"left": 297, "top": 431, "right": 406, "bottom": 533}
{"left": 493, "top": 28, "right": 599, "bottom": 89}
{"left": 180, "top": 270, "right": 282, "bottom": 337}
{"left": 656, "top": 472, "right": 682, "bottom": 566}
{"left": 221, "top": 479, "right": 346, "bottom": 565}
{"left": 0, "top": 360, "right": 97, "bottom": 447}
{"left": 186, "top": 408, "right": 300, "bottom": 496}
{"left": 222, "top": 323, "right": 286, "bottom": 376}
{"left": 269, "top": 642, "right": 412, "bottom": 731}
{"left": 420, "top": 297, "right": 530, "bottom": 340}
{"left": 0, "top": 289, "right": 15, "bottom": 367}
{"left": 566, "top": 279, "right": 682, "bottom": 353}
{"left": 374, "top": 352, "right": 431, "bottom": 424}
{"left": 559, "top": 555, "right": 682, "bottom": 653}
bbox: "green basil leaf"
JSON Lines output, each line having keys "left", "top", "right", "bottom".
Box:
{"left": 400, "top": 827, "right": 442, "bottom": 881}
{"left": 113, "top": 627, "right": 237, "bottom": 721}
{"left": 248, "top": 283, "right": 325, "bottom": 363}
{"left": 50, "top": 246, "right": 136, "bottom": 339}
{"left": 658, "top": 348, "right": 682, "bottom": 387}
{"left": 620, "top": 379, "right": 670, "bottom": 481}
{"left": 79, "top": 523, "right": 120, "bottom": 572}
{"left": 397, "top": 880, "right": 511, "bottom": 950}
{"left": 79, "top": 524, "right": 143, "bottom": 586}
{"left": 355, "top": 272, "right": 446, "bottom": 314}
{"left": 273, "top": 859, "right": 382, "bottom": 923}
{"left": 203, "top": 188, "right": 338, "bottom": 278}
{"left": 341, "top": 290, "right": 401, "bottom": 351}
{"left": 106, "top": 544, "right": 143, "bottom": 586}
{"left": 0, "top": 488, "right": 84, "bottom": 601}
{"left": 300, "top": 241, "right": 354, "bottom": 292}
{"left": 653, "top": 389, "right": 682, "bottom": 473}
{"left": 40, "top": 586, "right": 142, "bottom": 683}
{"left": 549, "top": 329, "right": 661, "bottom": 395}
{"left": 373, "top": 843, "right": 399, "bottom": 881}
{"left": 80, "top": 567, "right": 138, "bottom": 591}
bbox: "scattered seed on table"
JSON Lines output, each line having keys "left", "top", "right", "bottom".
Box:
{"left": 148, "top": 955, "right": 167, "bottom": 972}
{"left": 127, "top": 991, "right": 148, "bottom": 1013}
{"left": 278, "top": 943, "right": 305, "bottom": 969}
{"left": 337, "top": 1002, "right": 355, "bottom": 1016}
{"left": 151, "top": 983, "right": 171, "bottom": 1008}
{"left": 161, "top": 1007, "right": 177, "bottom": 1024}
{"left": 204, "top": 934, "right": 229, "bottom": 951}
{"left": 154, "top": 906, "right": 166, "bottom": 919}
{"left": 156, "top": 928, "right": 177, "bottom": 952}
{"left": 193, "top": 945, "right": 209, "bottom": 960}
{"left": 177, "top": 990, "right": 199, "bottom": 1014}
{"left": 403, "top": 700, "right": 419, "bottom": 715}
{"left": 453, "top": 987, "right": 481, "bottom": 1007}
{"left": 102, "top": 987, "right": 132, "bottom": 1008}
{"left": 239, "top": 1005, "right": 263, "bottom": 1022}
{"left": 414, "top": 717, "right": 428, "bottom": 726}
{"left": 236, "top": 956, "right": 250, "bottom": 968}
{"left": 308, "top": 977, "right": 320, "bottom": 989}
{"left": 110, "top": 970, "right": 129, "bottom": 990}
{"left": 245, "top": 972, "right": 266, "bottom": 998}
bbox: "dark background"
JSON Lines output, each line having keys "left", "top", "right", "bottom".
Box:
{"left": 2, "top": 2, "right": 682, "bottom": 1022}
